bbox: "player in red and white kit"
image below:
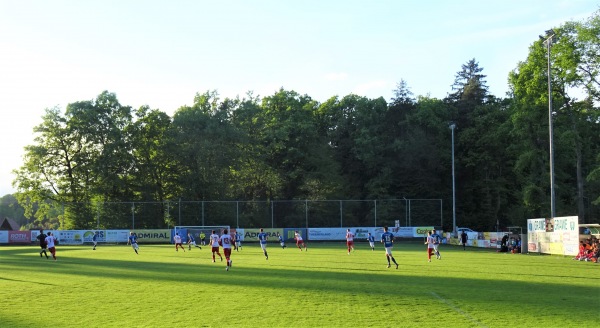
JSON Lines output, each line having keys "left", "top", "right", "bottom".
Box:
{"left": 210, "top": 230, "right": 223, "bottom": 262}
{"left": 45, "top": 232, "right": 58, "bottom": 261}
{"left": 346, "top": 229, "right": 355, "bottom": 254}
{"left": 294, "top": 231, "right": 307, "bottom": 251}
{"left": 219, "top": 229, "right": 234, "bottom": 271}
{"left": 425, "top": 230, "right": 436, "bottom": 262}
{"left": 174, "top": 232, "right": 185, "bottom": 252}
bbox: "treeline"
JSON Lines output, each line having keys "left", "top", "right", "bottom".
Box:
{"left": 11, "top": 12, "right": 600, "bottom": 230}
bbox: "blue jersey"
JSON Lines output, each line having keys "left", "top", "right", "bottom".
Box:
{"left": 258, "top": 232, "right": 268, "bottom": 244}
{"left": 367, "top": 235, "right": 375, "bottom": 243}
{"left": 278, "top": 235, "right": 284, "bottom": 242}
{"left": 92, "top": 233, "right": 98, "bottom": 241}
{"left": 381, "top": 232, "right": 394, "bottom": 247}
{"left": 235, "top": 233, "right": 241, "bottom": 242}
{"left": 129, "top": 235, "right": 137, "bottom": 244}
{"left": 431, "top": 233, "right": 441, "bottom": 244}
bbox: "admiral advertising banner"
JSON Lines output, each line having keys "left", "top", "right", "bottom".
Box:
{"left": 243, "top": 228, "right": 283, "bottom": 242}
{"left": 131, "top": 229, "right": 171, "bottom": 243}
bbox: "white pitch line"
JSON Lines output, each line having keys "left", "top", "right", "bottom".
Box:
{"left": 430, "top": 292, "right": 488, "bottom": 328}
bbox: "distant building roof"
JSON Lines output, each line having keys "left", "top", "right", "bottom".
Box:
{"left": 0, "top": 217, "right": 20, "bottom": 230}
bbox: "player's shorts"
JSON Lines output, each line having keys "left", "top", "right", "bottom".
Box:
{"left": 189, "top": 241, "right": 196, "bottom": 246}
{"left": 260, "top": 243, "right": 267, "bottom": 250}
{"left": 131, "top": 243, "right": 139, "bottom": 250}
{"left": 211, "top": 246, "right": 220, "bottom": 253}
{"left": 346, "top": 241, "right": 354, "bottom": 247}
{"left": 40, "top": 243, "right": 47, "bottom": 249}
{"left": 176, "top": 243, "right": 183, "bottom": 247}
{"left": 369, "top": 242, "right": 375, "bottom": 248}
{"left": 48, "top": 247, "right": 56, "bottom": 255}
{"left": 223, "top": 248, "right": 232, "bottom": 258}
{"left": 385, "top": 246, "right": 393, "bottom": 255}
{"left": 433, "top": 244, "right": 439, "bottom": 251}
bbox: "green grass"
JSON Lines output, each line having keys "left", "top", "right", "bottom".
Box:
{"left": 0, "top": 241, "right": 597, "bottom": 328}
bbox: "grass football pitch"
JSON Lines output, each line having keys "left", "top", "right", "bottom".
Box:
{"left": 0, "top": 241, "right": 597, "bottom": 327}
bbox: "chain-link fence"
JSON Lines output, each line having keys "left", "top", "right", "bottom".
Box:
{"left": 73, "top": 199, "right": 443, "bottom": 230}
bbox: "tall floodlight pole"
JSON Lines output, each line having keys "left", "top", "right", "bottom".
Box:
{"left": 543, "top": 29, "right": 556, "bottom": 218}
{"left": 449, "top": 122, "right": 457, "bottom": 235}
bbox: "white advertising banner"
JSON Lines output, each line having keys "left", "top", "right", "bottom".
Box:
{"left": 0, "top": 231, "right": 8, "bottom": 243}
{"left": 106, "top": 230, "right": 130, "bottom": 243}
{"left": 82, "top": 230, "right": 106, "bottom": 243}
{"left": 308, "top": 228, "right": 347, "bottom": 241}
{"left": 527, "top": 216, "right": 578, "bottom": 256}
{"left": 56, "top": 230, "right": 84, "bottom": 245}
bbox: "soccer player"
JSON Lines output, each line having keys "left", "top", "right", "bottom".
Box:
{"left": 174, "top": 232, "right": 185, "bottom": 252}
{"left": 277, "top": 232, "right": 286, "bottom": 249}
{"left": 128, "top": 232, "right": 139, "bottom": 254}
{"left": 92, "top": 231, "right": 99, "bottom": 250}
{"left": 431, "top": 229, "right": 441, "bottom": 259}
{"left": 187, "top": 233, "right": 201, "bottom": 250}
{"left": 200, "top": 231, "right": 206, "bottom": 246}
{"left": 367, "top": 232, "right": 375, "bottom": 251}
{"left": 381, "top": 226, "right": 398, "bottom": 269}
{"left": 425, "top": 230, "right": 435, "bottom": 262}
{"left": 37, "top": 229, "right": 49, "bottom": 259}
{"left": 294, "top": 230, "right": 307, "bottom": 251}
{"left": 219, "top": 229, "right": 234, "bottom": 271}
{"left": 234, "top": 231, "right": 242, "bottom": 251}
{"left": 45, "top": 232, "right": 58, "bottom": 261}
{"left": 346, "top": 228, "right": 355, "bottom": 254}
{"left": 258, "top": 228, "right": 268, "bottom": 260}
{"left": 209, "top": 230, "right": 223, "bottom": 262}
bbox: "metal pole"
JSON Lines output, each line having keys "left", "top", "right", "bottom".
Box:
{"left": 374, "top": 200, "right": 377, "bottom": 227}
{"left": 403, "top": 197, "right": 408, "bottom": 226}
{"left": 408, "top": 199, "right": 411, "bottom": 226}
{"left": 131, "top": 202, "right": 135, "bottom": 230}
{"left": 178, "top": 198, "right": 181, "bottom": 226}
{"left": 271, "top": 201, "right": 274, "bottom": 229}
{"left": 545, "top": 30, "right": 556, "bottom": 218}
{"left": 440, "top": 199, "right": 443, "bottom": 228}
{"left": 202, "top": 201, "right": 205, "bottom": 226}
{"left": 340, "top": 200, "right": 343, "bottom": 227}
{"left": 450, "top": 123, "right": 457, "bottom": 235}
{"left": 236, "top": 201, "right": 239, "bottom": 228}
{"left": 305, "top": 200, "right": 308, "bottom": 229}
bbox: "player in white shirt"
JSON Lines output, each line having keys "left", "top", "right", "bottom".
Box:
{"left": 45, "top": 232, "right": 58, "bottom": 261}
{"left": 294, "top": 231, "right": 307, "bottom": 251}
{"left": 425, "top": 231, "right": 436, "bottom": 262}
{"left": 219, "top": 229, "right": 234, "bottom": 271}
{"left": 174, "top": 232, "right": 185, "bottom": 252}
{"left": 210, "top": 230, "right": 223, "bottom": 262}
{"left": 346, "top": 229, "right": 355, "bottom": 254}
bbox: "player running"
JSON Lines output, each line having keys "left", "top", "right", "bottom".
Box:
{"left": 220, "top": 229, "right": 234, "bottom": 271}
{"left": 346, "top": 229, "right": 355, "bottom": 254}
{"left": 381, "top": 226, "right": 399, "bottom": 269}
{"left": 187, "top": 233, "right": 201, "bottom": 250}
{"left": 431, "top": 229, "right": 441, "bottom": 259}
{"left": 92, "top": 231, "right": 99, "bottom": 250}
{"left": 128, "top": 232, "right": 139, "bottom": 254}
{"left": 44, "top": 231, "right": 58, "bottom": 260}
{"left": 210, "top": 230, "right": 223, "bottom": 262}
{"left": 425, "top": 230, "right": 436, "bottom": 262}
{"left": 258, "top": 228, "right": 269, "bottom": 260}
{"left": 174, "top": 232, "right": 185, "bottom": 252}
{"left": 37, "top": 229, "right": 49, "bottom": 259}
{"left": 277, "top": 232, "right": 286, "bottom": 249}
{"left": 367, "top": 232, "right": 375, "bottom": 251}
{"left": 234, "top": 231, "right": 242, "bottom": 251}
{"left": 294, "top": 231, "right": 307, "bottom": 251}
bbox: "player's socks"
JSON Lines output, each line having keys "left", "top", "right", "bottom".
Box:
{"left": 40, "top": 252, "right": 42, "bottom": 257}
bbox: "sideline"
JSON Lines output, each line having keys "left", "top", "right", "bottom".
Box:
{"left": 430, "top": 291, "right": 488, "bottom": 328}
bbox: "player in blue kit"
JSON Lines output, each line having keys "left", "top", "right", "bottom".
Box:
{"left": 234, "top": 231, "right": 242, "bottom": 251}
{"left": 367, "top": 232, "right": 375, "bottom": 251}
{"left": 381, "top": 226, "right": 398, "bottom": 269}
{"left": 258, "top": 228, "right": 269, "bottom": 260}
{"left": 431, "top": 229, "right": 442, "bottom": 260}
{"left": 128, "top": 232, "right": 139, "bottom": 254}
{"left": 277, "top": 232, "right": 286, "bottom": 249}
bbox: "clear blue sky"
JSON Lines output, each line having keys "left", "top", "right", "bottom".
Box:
{"left": 0, "top": 0, "right": 597, "bottom": 196}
